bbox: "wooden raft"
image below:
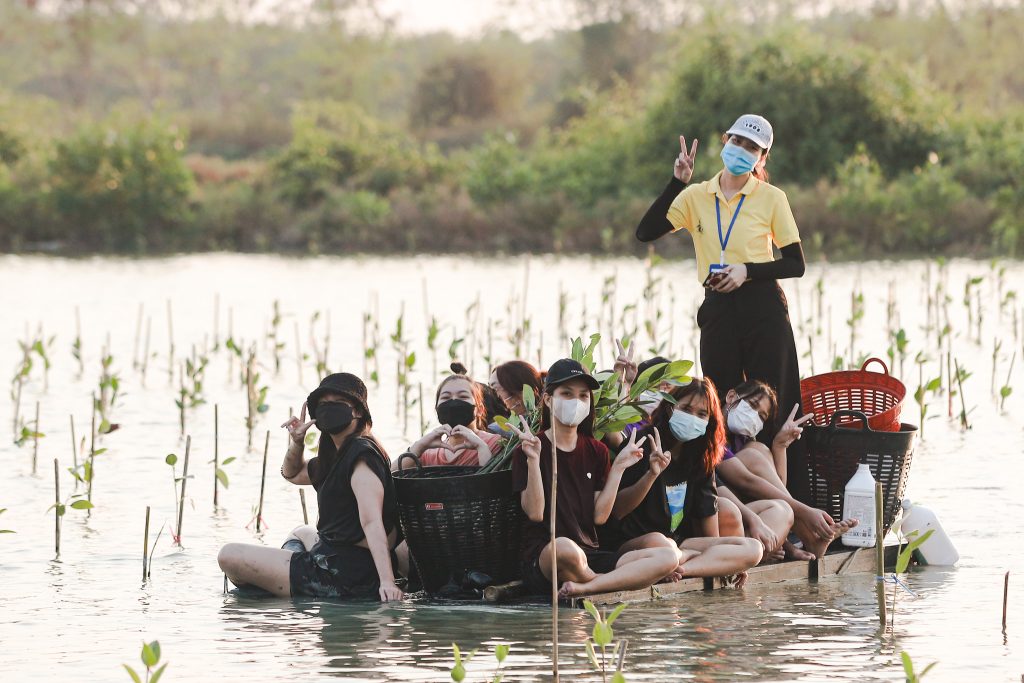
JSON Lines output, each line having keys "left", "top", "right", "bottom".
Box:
{"left": 482, "top": 544, "right": 902, "bottom": 607}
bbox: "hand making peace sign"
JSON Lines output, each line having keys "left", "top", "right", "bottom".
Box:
{"left": 281, "top": 401, "right": 316, "bottom": 445}
{"left": 506, "top": 418, "right": 542, "bottom": 463}
{"left": 613, "top": 428, "right": 648, "bottom": 472}
{"left": 612, "top": 337, "right": 638, "bottom": 386}
{"left": 648, "top": 427, "right": 671, "bottom": 477}
{"left": 674, "top": 135, "right": 699, "bottom": 183}
{"left": 773, "top": 404, "right": 815, "bottom": 450}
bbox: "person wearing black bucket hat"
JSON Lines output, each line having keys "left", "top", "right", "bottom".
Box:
{"left": 507, "top": 358, "right": 679, "bottom": 599}
{"left": 218, "top": 372, "right": 405, "bottom": 602}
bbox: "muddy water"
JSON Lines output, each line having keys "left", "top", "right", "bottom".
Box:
{"left": 1, "top": 254, "right": 1022, "bottom": 681}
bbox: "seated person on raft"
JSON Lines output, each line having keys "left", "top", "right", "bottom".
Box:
{"left": 599, "top": 377, "right": 766, "bottom": 581}
{"left": 507, "top": 358, "right": 680, "bottom": 599}
{"left": 716, "top": 379, "right": 857, "bottom": 559}
{"left": 217, "top": 373, "right": 405, "bottom": 601}
{"left": 489, "top": 359, "right": 544, "bottom": 419}
{"left": 405, "top": 363, "right": 502, "bottom": 467}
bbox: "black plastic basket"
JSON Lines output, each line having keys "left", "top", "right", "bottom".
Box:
{"left": 393, "top": 454, "right": 524, "bottom": 594}
{"left": 802, "top": 410, "right": 917, "bottom": 534}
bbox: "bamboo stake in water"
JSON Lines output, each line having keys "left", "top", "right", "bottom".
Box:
{"left": 213, "top": 404, "right": 220, "bottom": 508}
{"left": 550, "top": 411, "right": 560, "bottom": 681}
{"left": 32, "top": 401, "right": 40, "bottom": 475}
{"left": 69, "top": 415, "right": 78, "bottom": 490}
{"left": 1004, "top": 571, "right": 1010, "bottom": 631}
{"left": 143, "top": 506, "right": 151, "bottom": 581}
{"left": 87, "top": 394, "right": 96, "bottom": 505}
{"left": 875, "top": 481, "right": 886, "bottom": 629}
{"left": 53, "top": 458, "right": 60, "bottom": 557}
{"left": 256, "top": 430, "right": 269, "bottom": 533}
{"left": 300, "top": 489, "right": 309, "bottom": 525}
{"left": 176, "top": 436, "right": 191, "bottom": 545}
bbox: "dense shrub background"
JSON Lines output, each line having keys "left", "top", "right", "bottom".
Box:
{"left": 1, "top": 2, "right": 1022, "bottom": 259}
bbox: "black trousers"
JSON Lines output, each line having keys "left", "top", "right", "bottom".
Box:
{"left": 697, "top": 279, "right": 810, "bottom": 505}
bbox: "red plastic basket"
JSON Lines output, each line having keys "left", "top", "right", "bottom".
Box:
{"left": 800, "top": 357, "right": 906, "bottom": 432}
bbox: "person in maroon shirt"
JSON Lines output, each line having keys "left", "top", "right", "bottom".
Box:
{"left": 509, "top": 359, "right": 679, "bottom": 598}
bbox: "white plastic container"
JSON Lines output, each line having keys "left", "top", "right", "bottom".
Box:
{"left": 896, "top": 498, "right": 959, "bottom": 566}
{"left": 841, "top": 463, "right": 877, "bottom": 547}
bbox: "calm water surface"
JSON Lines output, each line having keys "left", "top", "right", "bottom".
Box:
{"left": 1, "top": 254, "right": 1022, "bottom": 681}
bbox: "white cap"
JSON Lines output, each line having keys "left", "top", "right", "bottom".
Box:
{"left": 726, "top": 114, "right": 773, "bottom": 151}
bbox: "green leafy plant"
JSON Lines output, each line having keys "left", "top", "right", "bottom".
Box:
{"left": 901, "top": 651, "right": 936, "bottom": 682}
{"left": 583, "top": 600, "right": 629, "bottom": 683}
{"left": 210, "top": 455, "right": 236, "bottom": 490}
{"left": 165, "top": 453, "right": 193, "bottom": 544}
{"left": 999, "top": 351, "right": 1015, "bottom": 411}
{"left": 448, "top": 642, "right": 509, "bottom": 683}
{"left": 0, "top": 508, "right": 14, "bottom": 533}
{"left": 96, "top": 352, "right": 122, "bottom": 433}
{"left": 124, "top": 640, "right": 168, "bottom": 683}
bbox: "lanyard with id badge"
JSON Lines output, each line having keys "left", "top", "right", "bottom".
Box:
{"left": 702, "top": 195, "right": 746, "bottom": 289}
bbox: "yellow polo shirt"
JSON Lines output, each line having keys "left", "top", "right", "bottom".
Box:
{"left": 666, "top": 171, "right": 800, "bottom": 283}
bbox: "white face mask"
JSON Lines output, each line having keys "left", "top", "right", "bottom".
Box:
{"left": 727, "top": 399, "right": 764, "bottom": 438}
{"left": 552, "top": 396, "right": 590, "bottom": 427}
{"left": 639, "top": 390, "right": 661, "bottom": 415}
{"left": 668, "top": 410, "right": 708, "bottom": 443}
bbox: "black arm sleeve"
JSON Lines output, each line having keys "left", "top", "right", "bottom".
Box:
{"left": 744, "top": 242, "right": 806, "bottom": 281}
{"left": 636, "top": 177, "right": 687, "bottom": 242}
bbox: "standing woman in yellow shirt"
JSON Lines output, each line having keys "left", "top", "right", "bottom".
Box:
{"left": 635, "top": 114, "right": 811, "bottom": 503}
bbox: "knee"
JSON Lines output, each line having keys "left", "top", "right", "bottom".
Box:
{"left": 654, "top": 547, "right": 682, "bottom": 573}
{"left": 740, "top": 537, "right": 764, "bottom": 566}
{"left": 772, "top": 499, "right": 795, "bottom": 525}
{"left": 554, "top": 537, "right": 586, "bottom": 569}
{"left": 217, "top": 543, "right": 243, "bottom": 574}
{"left": 639, "top": 532, "right": 676, "bottom": 550}
{"left": 739, "top": 442, "right": 772, "bottom": 462}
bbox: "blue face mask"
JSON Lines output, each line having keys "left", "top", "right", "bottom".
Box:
{"left": 668, "top": 410, "right": 709, "bottom": 443}
{"left": 720, "top": 142, "right": 761, "bottom": 175}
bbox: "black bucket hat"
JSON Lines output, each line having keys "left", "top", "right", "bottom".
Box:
{"left": 544, "top": 358, "right": 601, "bottom": 391}
{"left": 307, "top": 373, "right": 372, "bottom": 425}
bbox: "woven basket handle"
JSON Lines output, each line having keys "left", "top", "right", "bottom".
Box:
{"left": 396, "top": 452, "right": 424, "bottom": 474}
{"left": 829, "top": 409, "right": 872, "bottom": 431}
{"left": 860, "top": 357, "right": 890, "bottom": 375}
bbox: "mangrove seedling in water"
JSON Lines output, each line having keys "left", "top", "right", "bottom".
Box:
{"left": 123, "top": 640, "right": 168, "bottom": 683}
{"left": 244, "top": 345, "right": 270, "bottom": 449}
{"left": 1000, "top": 352, "right": 1015, "bottom": 411}
{"left": 901, "top": 651, "right": 936, "bottom": 682}
{"left": 912, "top": 353, "right": 941, "bottom": 438}
{"left": 583, "top": 599, "right": 629, "bottom": 683}
{"left": 448, "top": 642, "right": 509, "bottom": 683}
{"left": 0, "top": 508, "right": 14, "bottom": 533}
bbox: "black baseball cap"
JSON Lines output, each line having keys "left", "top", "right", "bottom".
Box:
{"left": 544, "top": 358, "right": 601, "bottom": 391}
{"left": 307, "top": 373, "right": 372, "bottom": 425}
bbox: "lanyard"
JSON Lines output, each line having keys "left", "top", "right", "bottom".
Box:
{"left": 714, "top": 194, "right": 746, "bottom": 266}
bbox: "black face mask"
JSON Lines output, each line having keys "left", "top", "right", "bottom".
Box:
{"left": 436, "top": 399, "right": 476, "bottom": 428}
{"left": 316, "top": 402, "right": 355, "bottom": 435}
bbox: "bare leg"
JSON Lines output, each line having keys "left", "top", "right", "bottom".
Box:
{"left": 558, "top": 546, "right": 680, "bottom": 597}
{"left": 744, "top": 499, "right": 797, "bottom": 562}
{"left": 218, "top": 543, "right": 294, "bottom": 597}
{"left": 394, "top": 540, "right": 410, "bottom": 579}
{"left": 736, "top": 443, "right": 786, "bottom": 490}
{"left": 537, "top": 537, "right": 599, "bottom": 585}
{"left": 616, "top": 531, "right": 677, "bottom": 553}
{"left": 717, "top": 497, "right": 744, "bottom": 537}
{"left": 675, "top": 536, "right": 763, "bottom": 578}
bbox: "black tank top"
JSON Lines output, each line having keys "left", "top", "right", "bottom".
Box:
{"left": 307, "top": 435, "right": 398, "bottom": 548}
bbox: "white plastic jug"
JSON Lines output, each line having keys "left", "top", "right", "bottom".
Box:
{"left": 842, "top": 463, "right": 877, "bottom": 547}
{"left": 896, "top": 498, "right": 959, "bottom": 566}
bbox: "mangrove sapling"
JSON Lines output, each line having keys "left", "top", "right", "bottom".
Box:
{"left": 123, "top": 640, "right": 168, "bottom": 683}
{"left": 176, "top": 436, "right": 191, "bottom": 546}
{"left": 48, "top": 457, "right": 95, "bottom": 553}
{"left": 426, "top": 315, "right": 441, "bottom": 377}
{"left": 254, "top": 430, "right": 270, "bottom": 533}
{"left": 913, "top": 353, "right": 941, "bottom": 438}
{"left": 901, "top": 651, "right": 937, "bottom": 682}
{"left": 887, "top": 329, "right": 909, "bottom": 381}
{"left": 97, "top": 351, "right": 122, "bottom": 432}
{"left": 0, "top": 508, "right": 13, "bottom": 534}
{"left": 888, "top": 528, "right": 935, "bottom": 628}
{"left": 847, "top": 290, "right": 865, "bottom": 367}
{"left": 244, "top": 345, "right": 270, "bottom": 450}
{"left": 448, "top": 642, "right": 510, "bottom": 683}
{"left": 1000, "top": 352, "right": 1015, "bottom": 411}
{"left": 953, "top": 358, "right": 972, "bottom": 429}
{"left": 268, "top": 300, "right": 284, "bottom": 374}
{"left": 582, "top": 600, "right": 629, "bottom": 683}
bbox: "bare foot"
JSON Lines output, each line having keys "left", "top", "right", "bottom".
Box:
{"left": 558, "top": 581, "right": 582, "bottom": 598}
{"left": 783, "top": 540, "right": 815, "bottom": 561}
{"left": 802, "top": 518, "right": 859, "bottom": 560}
{"left": 759, "top": 547, "right": 786, "bottom": 565}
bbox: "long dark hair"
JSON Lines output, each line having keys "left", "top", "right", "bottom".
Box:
{"left": 651, "top": 377, "right": 725, "bottom": 477}
{"left": 493, "top": 360, "right": 543, "bottom": 403}
{"left": 435, "top": 362, "right": 487, "bottom": 431}
{"left": 540, "top": 382, "right": 596, "bottom": 437}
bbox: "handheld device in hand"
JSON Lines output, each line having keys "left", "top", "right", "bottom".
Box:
{"left": 703, "top": 264, "right": 728, "bottom": 289}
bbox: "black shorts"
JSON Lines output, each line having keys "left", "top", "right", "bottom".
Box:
{"left": 520, "top": 547, "right": 622, "bottom": 595}
{"left": 289, "top": 541, "right": 395, "bottom": 599}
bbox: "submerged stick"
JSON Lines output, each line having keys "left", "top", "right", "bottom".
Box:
{"left": 213, "top": 404, "right": 220, "bottom": 508}
{"left": 875, "top": 482, "right": 886, "bottom": 629}
{"left": 143, "top": 506, "right": 151, "bottom": 581}
{"left": 1004, "top": 571, "right": 1010, "bottom": 631}
{"left": 176, "top": 435, "right": 191, "bottom": 545}
{"left": 300, "top": 489, "right": 308, "bottom": 525}
{"left": 32, "top": 401, "right": 40, "bottom": 475}
{"left": 256, "top": 430, "right": 269, "bottom": 533}
{"left": 54, "top": 456, "right": 60, "bottom": 557}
